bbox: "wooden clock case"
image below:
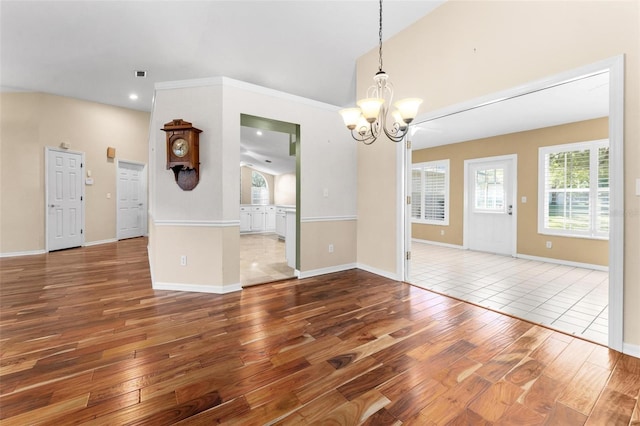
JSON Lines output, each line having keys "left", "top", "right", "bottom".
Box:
{"left": 161, "top": 119, "right": 203, "bottom": 191}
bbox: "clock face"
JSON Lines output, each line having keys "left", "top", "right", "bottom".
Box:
{"left": 172, "top": 138, "right": 189, "bottom": 157}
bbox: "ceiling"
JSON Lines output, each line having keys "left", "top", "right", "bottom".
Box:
{"left": 411, "top": 71, "right": 610, "bottom": 150}
{"left": 240, "top": 126, "right": 294, "bottom": 175}
{"left": 2, "top": 1, "right": 609, "bottom": 170}
{"left": 0, "top": 0, "right": 444, "bottom": 111}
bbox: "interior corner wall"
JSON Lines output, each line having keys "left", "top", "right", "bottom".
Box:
{"left": 355, "top": 1, "right": 639, "bottom": 345}
{"left": 148, "top": 78, "right": 357, "bottom": 292}
{"left": 222, "top": 82, "right": 358, "bottom": 275}
{"left": 0, "top": 92, "right": 149, "bottom": 255}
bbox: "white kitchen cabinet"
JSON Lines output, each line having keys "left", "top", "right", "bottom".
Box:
{"left": 285, "top": 209, "right": 296, "bottom": 268}
{"left": 240, "top": 206, "right": 251, "bottom": 232}
{"left": 250, "top": 206, "right": 265, "bottom": 231}
{"left": 265, "top": 205, "right": 276, "bottom": 231}
{"left": 275, "top": 207, "right": 286, "bottom": 239}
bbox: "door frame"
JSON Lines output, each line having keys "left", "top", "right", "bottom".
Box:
{"left": 463, "top": 154, "right": 518, "bottom": 256}
{"left": 401, "top": 55, "right": 624, "bottom": 352}
{"left": 45, "top": 146, "right": 86, "bottom": 252}
{"left": 116, "top": 159, "right": 148, "bottom": 240}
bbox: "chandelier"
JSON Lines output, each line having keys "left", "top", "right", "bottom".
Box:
{"left": 339, "top": 0, "right": 423, "bottom": 145}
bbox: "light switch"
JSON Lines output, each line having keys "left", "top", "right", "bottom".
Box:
{"left": 323, "top": 188, "right": 329, "bottom": 198}
{"left": 636, "top": 178, "right": 640, "bottom": 196}
{"left": 521, "top": 196, "right": 527, "bottom": 203}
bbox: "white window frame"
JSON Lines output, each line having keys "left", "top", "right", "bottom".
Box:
{"left": 538, "top": 139, "right": 609, "bottom": 240}
{"left": 411, "top": 159, "right": 449, "bottom": 226}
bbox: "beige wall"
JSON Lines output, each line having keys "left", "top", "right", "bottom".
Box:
{"left": 274, "top": 173, "right": 296, "bottom": 206}
{"left": 413, "top": 118, "right": 609, "bottom": 266}
{"left": 0, "top": 92, "right": 150, "bottom": 254}
{"left": 356, "top": 1, "right": 639, "bottom": 345}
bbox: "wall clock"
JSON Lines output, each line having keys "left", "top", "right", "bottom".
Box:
{"left": 161, "top": 119, "right": 202, "bottom": 191}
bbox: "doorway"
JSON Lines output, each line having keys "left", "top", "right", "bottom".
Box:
{"left": 465, "top": 155, "right": 517, "bottom": 256}
{"left": 45, "top": 147, "right": 84, "bottom": 251}
{"left": 117, "top": 160, "right": 147, "bottom": 240}
{"left": 403, "top": 57, "right": 623, "bottom": 351}
{"left": 239, "top": 114, "right": 299, "bottom": 286}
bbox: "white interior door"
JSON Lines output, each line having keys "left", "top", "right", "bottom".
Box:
{"left": 466, "top": 156, "right": 516, "bottom": 256}
{"left": 47, "top": 148, "right": 84, "bottom": 251}
{"left": 117, "top": 161, "right": 146, "bottom": 240}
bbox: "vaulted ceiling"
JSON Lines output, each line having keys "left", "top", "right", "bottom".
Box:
{"left": 0, "top": 1, "right": 444, "bottom": 111}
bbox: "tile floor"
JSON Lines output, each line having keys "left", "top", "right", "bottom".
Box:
{"left": 409, "top": 241, "right": 609, "bottom": 345}
{"left": 240, "top": 233, "right": 295, "bottom": 286}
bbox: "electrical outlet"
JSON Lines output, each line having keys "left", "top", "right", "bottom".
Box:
{"left": 180, "top": 255, "right": 187, "bottom": 266}
{"left": 328, "top": 244, "right": 334, "bottom": 253}
{"left": 546, "top": 241, "right": 552, "bottom": 249}
{"left": 440, "top": 230, "right": 445, "bottom": 236}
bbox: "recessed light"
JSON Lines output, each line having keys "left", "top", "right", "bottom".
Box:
{"left": 129, "top": 93, "right": 138, "bottom": 100}
{"left": 256, "top": 130, "right": 263, "bottom": 136}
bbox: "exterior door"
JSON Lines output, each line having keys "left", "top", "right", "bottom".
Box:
{"left": 466, "top": 156, "right": 516, "bottom": 255}
{"left": 117, "top": 161, "right": 146, "bottom": 240}
{"left": 46, "top": 148, "right": 84, "bottom": 251}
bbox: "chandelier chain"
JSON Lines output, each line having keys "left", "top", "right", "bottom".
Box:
{"left": 378, "top": 0, "right": 383, "bottom": 73}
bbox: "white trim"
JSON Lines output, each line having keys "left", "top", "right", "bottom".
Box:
{"left": 0, "top": 249, "right": 46, "bottom": 258}
{"left": 515, "top": 253, "right": 608, "bottom": 272}
{"left": 463, "top": 154, "right": 518, "bottom": 256}
{"left": 155, "top": 76, "right": 339, "bottom": 112}
{"left": 607, "top": 55, "right": 624, "bottom": 352}
{"left": 153, "top": 220, "right": 240, "bottom": 227}
{"left": 357, "top": 263, "right": 401, "bottom": 282}
{"left": 396, "top": 137, "right": 407, "bottom": 281}
{"left": 300, "top": 216, "right": 357, "bottom": 223}
{"left": 297, "top": 263, "right": 357, "bottom": 279}
{"left": 45, "top": 146, "right": 86, "bottom": 252}
{"left": 83, "top": 238, "right": 118, "bottom": 247}
{"left": 116, "top": 159, "right": 148, "bottom": 241}
{"left": 623, "top": 342, "right": 640, "bottom": 359}
{"left": 412, "top": 238, "right": 464, "bottom": 250}
{"left": 152, "top": 281, "right": 242, "bottom": 294}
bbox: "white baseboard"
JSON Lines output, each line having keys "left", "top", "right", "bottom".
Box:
{"left": 623, "top": 342, "right": 640, "bottom": 359}
{"left": 0, "top": 249, "right": 46, "bottom": 258}
{"left": 84, "top": 238, "right": 118, "bottom": 247}
{"left": 297, "top": 263, "right": 357, "bottom": 279}
{"left": 355, "top": 263, "right": 401, "bottom": 281}
{"left": 515, "top": 253, "right": 608, "bottom": 272}
{"left": 411, "top": 238, "right": 464, "bottom": 250}
{"left": 152, "top": 281, "right": 242, "bottom": 294}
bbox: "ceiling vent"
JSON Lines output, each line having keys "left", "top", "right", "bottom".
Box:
{"left": 134, "top": 70, "right": 147, "bottom": 78}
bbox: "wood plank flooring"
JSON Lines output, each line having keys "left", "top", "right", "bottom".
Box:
{"left": 1, "top": 237, "right": 638, "bottom": 425}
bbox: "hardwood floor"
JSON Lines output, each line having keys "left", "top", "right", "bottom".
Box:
{"left": 1, "top": 237, "right": 638, "bottom": 425}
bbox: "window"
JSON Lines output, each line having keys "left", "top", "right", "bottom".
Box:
{"left": 412, "top": 160, "right": 449, "bottom": 225}
{"left": 251, "top": 171, "right": 269, "bottom": 205}
{"left": 474, "top": 167, "right": 505, "bottom": 212}
{"left": 538, "top": 139, "right": 609, "bottom": 239}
